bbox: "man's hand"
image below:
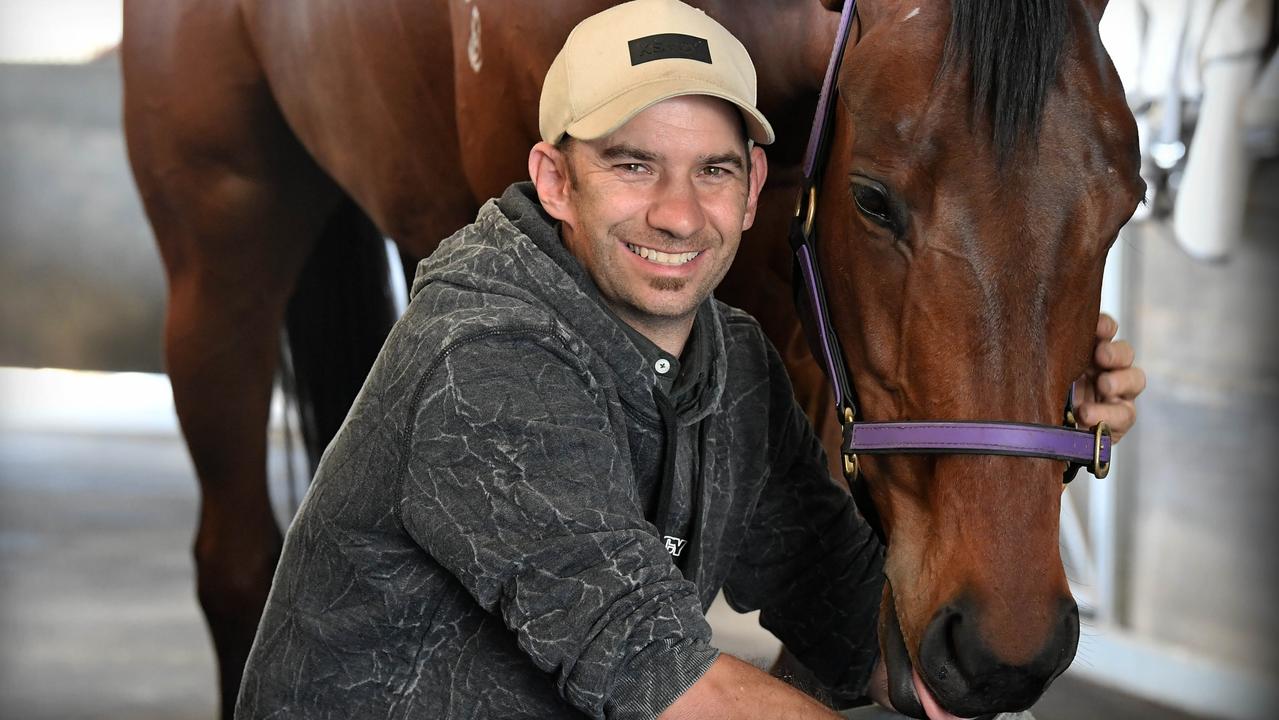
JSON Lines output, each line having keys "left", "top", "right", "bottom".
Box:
{"left": 1072, "top": 313, "right": 1146, "bottom": 443}
{"left": 660, "top": 655, "right": 843, "bottom": 720}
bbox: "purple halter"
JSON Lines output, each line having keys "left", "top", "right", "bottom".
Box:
{"left": 789, "top": 0, "right": 1111, "bottom": 488}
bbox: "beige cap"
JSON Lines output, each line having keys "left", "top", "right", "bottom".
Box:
{"left": 539, "top": 0, "right": 775, "bottom": 146}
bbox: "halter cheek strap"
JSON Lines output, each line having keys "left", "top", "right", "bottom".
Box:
{"left": 789, "top": 0, "right": 1111, "bottom": 505}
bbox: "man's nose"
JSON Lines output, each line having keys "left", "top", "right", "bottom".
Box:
{"left": 647, "top": 176, "right": 706, "bottom": 241}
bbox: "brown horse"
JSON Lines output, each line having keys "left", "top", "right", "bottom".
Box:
{"left": 122, "top": 0, "right": 1142, "bottom": 717}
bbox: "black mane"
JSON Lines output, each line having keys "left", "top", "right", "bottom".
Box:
{"left": 943, "top": 0, "right": 1069, "bottom": 161}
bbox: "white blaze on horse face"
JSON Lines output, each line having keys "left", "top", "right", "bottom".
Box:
{"left": 468, "top": 5, "right": 483, "bottom": 73}
{"left": 904, "top": 7, "right": 921, "bottom": 21}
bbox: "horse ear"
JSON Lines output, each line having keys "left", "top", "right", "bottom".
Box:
{"left": 818, "top": 0, "right": 844, "bottom": 11}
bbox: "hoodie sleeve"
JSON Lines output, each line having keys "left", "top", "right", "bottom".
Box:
{"left": 721, "top": 341, "right": 885, "bottom": 707}
{"left": 398, "top": 329, "right": 718, "bottom": 720}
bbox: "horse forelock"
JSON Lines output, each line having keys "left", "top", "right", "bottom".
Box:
{"left": 941, "top": 0, "right": 1070, "bottom": 165}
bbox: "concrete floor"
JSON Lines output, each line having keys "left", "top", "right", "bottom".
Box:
{"left": 0, "top": 430, "right": 213, "bottom": 720}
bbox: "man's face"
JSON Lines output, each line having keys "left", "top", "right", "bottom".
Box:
{"left": 552, "top": 96, "right": 766, "bottom": 331}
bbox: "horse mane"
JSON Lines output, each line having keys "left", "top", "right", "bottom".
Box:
{"left": 942, "top": 0, "right": 1069, "bottom": 162}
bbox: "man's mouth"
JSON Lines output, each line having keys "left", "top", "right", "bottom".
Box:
{"left": 625, "top": 242, "right": 701, "bottom": 266}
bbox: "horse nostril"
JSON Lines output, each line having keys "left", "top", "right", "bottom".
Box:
{"left": 918, "top": 602, "right": 970, "bottom": 700}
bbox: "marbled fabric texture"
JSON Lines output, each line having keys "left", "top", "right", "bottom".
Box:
{"left": 236, "top": 183, "right": 885, "bottom": 719}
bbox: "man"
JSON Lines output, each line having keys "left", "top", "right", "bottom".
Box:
{"left": 236, "top": 1, "right": 1144, "bottom": 718}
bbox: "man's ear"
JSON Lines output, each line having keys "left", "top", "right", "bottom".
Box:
{"left": 529, "top": 141, "right": 576, "bottom": 226}
{"left": 742, "top": 144, "right": 769, "bottom": 231}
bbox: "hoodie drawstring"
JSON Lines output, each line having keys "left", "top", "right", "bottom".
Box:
{"left": 653, "top": 390, "right": 692, "bottom": 567}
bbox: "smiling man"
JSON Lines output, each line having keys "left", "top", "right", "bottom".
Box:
{"left": 235, "top": 2, "right": 1142, "bottom": 719}
{"left": 534, "top": 100, "right": 761, "bottom": 356}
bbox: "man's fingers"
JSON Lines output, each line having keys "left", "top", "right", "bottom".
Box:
{"left": 1080, "top": 314, "right": 1141, "bottom": 443}
{"left": 1096, "top": 366, "right": 1146, "bottom": 400}
{"left": 1075, "top": 400, "right": 1136, "bottom": 442}
{"left": 1094, "top": 338, "right": 1134, "bottom": 370}
{"left": 1096, "top": 312, "right": 1119, "bottom": 342}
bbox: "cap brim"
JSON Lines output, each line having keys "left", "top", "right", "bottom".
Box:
{"left": 563, "top": 77, "right": 775, "bottom": 146}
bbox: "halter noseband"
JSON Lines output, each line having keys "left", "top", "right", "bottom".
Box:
{"left": 789, "top": 0, "right": 1111, "bottom": 501}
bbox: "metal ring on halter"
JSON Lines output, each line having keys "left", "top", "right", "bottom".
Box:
{"left": 841, "top": 406, "right": 859, "bottom": 479}
{"left": 802, "top": 184, "right": 818, "bottom": 238}
{"left": 1092, "top": 421, "right": 1111, "bottom": 479}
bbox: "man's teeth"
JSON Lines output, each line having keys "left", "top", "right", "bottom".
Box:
{"left": 625, "top": 243, "right": 701, "bottom": 266}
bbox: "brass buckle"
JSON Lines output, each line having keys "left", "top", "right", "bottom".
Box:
{"left": 841, "top": 406, "right": 859, "bottom": 479}
{"left": 842, "top": 450, "right": 859, "bottom": 479}
{"left": 1091, "top": 421, "right": 1111, "bottom": 479}
{"left": 798, "top": 184, "right": 818, "bottom": 237}
{"left": 794, "top": 184, "right": 818, "bottom": 239}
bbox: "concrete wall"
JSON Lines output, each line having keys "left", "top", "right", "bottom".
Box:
{"left": 0, "top": 52, "right": 165, "bottom": 372}
{"left": 1124, "top": 161, "right": 1279, "bottom": 678}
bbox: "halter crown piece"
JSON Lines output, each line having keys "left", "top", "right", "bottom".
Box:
{"left": 788, "top": 0, "right": 1111, "bottom": 514}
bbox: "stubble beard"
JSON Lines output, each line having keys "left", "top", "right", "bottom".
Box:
{"left": 606, "top": 234, "right": 705, "bottom": 324}
{"left": 616, "top": 226, "right": 711, "bottom": 308}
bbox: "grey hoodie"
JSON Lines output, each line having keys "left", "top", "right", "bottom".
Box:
{"left": 236, "top": 183, "right": 885, "bottom": 720}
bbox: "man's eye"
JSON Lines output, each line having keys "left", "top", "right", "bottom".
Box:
{"left": 703, "top": 166, "right": 727, "bottom": 177}
{"left": 618, "top": 163, "right": 648, "bottom": 174}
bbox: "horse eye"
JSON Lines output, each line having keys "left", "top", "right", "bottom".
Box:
{"left": 853, "top": 183, "right": 896, "bottom": 230}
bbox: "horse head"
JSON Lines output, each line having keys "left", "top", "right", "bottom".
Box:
{"left": 812, "top": 0, "right": 1144, "bottom": 716}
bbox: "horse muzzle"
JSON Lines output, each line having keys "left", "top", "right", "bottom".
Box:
{"left": 884, "top": 592, "right": 1079, "bottom": 719}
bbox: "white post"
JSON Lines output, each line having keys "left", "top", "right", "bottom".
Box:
{"left": 1086, "top": 222, "right": 1129, "bottom": 627}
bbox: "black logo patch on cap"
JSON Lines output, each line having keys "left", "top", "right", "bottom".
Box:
{"left": 628, "top": 33, "right": 712, "bottom": 66}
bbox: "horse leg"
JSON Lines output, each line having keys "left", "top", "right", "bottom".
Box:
{"left": 122, "top": 2, "right": 341, "bottom": 714}
{"left": 140, "top": 181, "right": 339, "bottom": 719}
{"left": 166, "top": 242, "right": 298, "bottom": 709}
